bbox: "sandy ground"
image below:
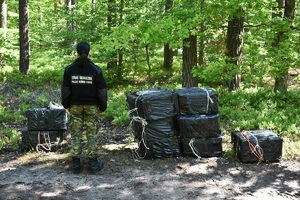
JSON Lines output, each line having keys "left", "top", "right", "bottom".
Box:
{"left": 0, "top": 126, "right": 299, "bottom": 200}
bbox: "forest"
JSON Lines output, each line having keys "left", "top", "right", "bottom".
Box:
{"left": 0, "top": 0, "right": 299, "bottom": 159}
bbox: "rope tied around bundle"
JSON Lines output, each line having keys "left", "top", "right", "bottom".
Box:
{"left": 128, "top": 93, "right": 150, "bottom": 159}
{"left": 200, "top": 87, "right": 214, "bottom": 114}
{"left": 36, "top": 131, "right": 52, "bottom": 152}
{"left": 189, "top": 138, "right": 202, "bottom": 161}
{"left": 241, "top": 130, "right": 264, "bottom": 164}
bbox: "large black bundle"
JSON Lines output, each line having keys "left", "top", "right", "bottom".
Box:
{"left": 180, "top": 137, "right": 222, "bottom": 158}
{"left": 132, "top": 118, "right": 180, "bottom": 158}
{"left": 26, "top": 108, "right": 67, "bottom": 131}
{"left": 174, "top": 87, "right": 218, "bottom": 115}
{"left": 137, "top": 135, "right": 180, "bottom": 159}
{"left": 20, "top": 129, "right": 59, "bottom": 151}
{"left": 130, "top": 117, "right": 177, "bottom": 140}
{"left": 126, "top": 88, "right": 178, "bottom": 121}
{"left": 232, "top": 130, "right": 283, "bottom": 163}
{"left": 177, "top": 114, "right": 221, "bottom": 138}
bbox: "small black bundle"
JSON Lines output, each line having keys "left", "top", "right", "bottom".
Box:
{"left": 26, "top": 108, "right": 67, "bottom": 131}
{"left": 126, "top": 88, "right": 178, "bottom": 121}
{"left": 174, "top": 87, "right": 218, "bottom": 115}
{"left": 20, "top": 130, "right": 60, "bottom": 151}
{"left": 180, "top": 137, "right": 223, "bottom": 157}
{"left": 177, "top": 114, "right": 221, "bottom": 138}
{"left": 232, "top": 130, "right": 283, "bottom": 163}
{"left": 21, "top": 103, "right": 68, "bottom": 152}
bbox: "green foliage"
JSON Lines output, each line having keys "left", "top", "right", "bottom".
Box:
{"left": 103, "top": 89, "right": 130, "bottom": 126}
{"left": 219, "top": 87, "right": 300, "bottom": 139}
{"left": 0, "top": 127, "right": 20, "bottom": 151}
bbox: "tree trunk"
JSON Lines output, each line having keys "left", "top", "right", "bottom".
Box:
{"left": 225, "top": 8, "right": 244, "bottom": 91}
{"left": 163, "top": 0, "right": 173, "bottom": 70}
{"left": 274, "top": 0, "right": 295, "bottom": 93}
{"left": 198, "top": 0, "right": 205, "bottom": 71}
{"left": 1, "top": 0, "right": 7, "bottom": 39}
{"left": 107, "top": 0, "right": 120, "bottom": 79}
{"left": 145, "top": 45, "right": 152, "bottom": 86}
{"left": 117, "top": 0, "right": 124, "bottom": 78}
{"left": 65, "top": 0, "right": 76, "bottom": 47}
{"left": 163, "top": 43, "right": 174, "bottom": 70}
{"left": 182, "top": 34, "right": 198, "bottom": 88}
{"left": 19, "top": 0, "right": 30, "bottom": 75}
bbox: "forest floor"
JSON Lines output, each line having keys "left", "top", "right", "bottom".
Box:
{"left": 0, "top": 121, "right": 299, "bottom": 200}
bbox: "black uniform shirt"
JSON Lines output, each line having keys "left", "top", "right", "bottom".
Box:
{"left": 61, "top": 59, "right": 107, "bottom": 111}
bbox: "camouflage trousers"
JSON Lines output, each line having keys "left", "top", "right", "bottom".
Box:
{"left": 69, "top": 105, "right": 101, "bottom": 158}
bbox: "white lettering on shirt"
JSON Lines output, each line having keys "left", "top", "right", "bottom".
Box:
{"left": 71, "top": 76, "right": 93, "bottom": 84}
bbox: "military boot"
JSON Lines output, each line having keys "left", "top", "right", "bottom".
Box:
{"left": 89, "top": 158, "right": 104, "bottom": 174}
{"left": 72, "top": 157, "right": 81, "bottom": 174}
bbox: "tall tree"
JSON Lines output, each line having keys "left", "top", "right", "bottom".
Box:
{"left": 19, "top": 0, "right": 30, "bottom": 74}
{"left": 107, "top": 0, "right": 118, "bottom": 72}
{"left": 273, "top": 0, "right": 295, "bottom": 92}
{"left": 182, "top": 34, "right": 198, "bottom": 87}
{"left": 198, "top": 0, "right": 205, "bottom": 69}
{"left": 225, "top": 7, "right": 244, "bottom": 91}
{"left": 163, "top": 0, "right": 174, "bottom": 70}
{"left": 66, "top": 0, "right": 76, "bottom": 47}
{"left": 0, "top": 0, "right": 7, "bottom": 39}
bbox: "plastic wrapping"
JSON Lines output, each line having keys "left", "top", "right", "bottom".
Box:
{"left": 232, "top": 130, "right": 283, "bottom": 162}
{"left": 126, "top": 88, "right": 178, "bottom": 121}
{"left": 132, "top": 118, "right": 180, "bottom": 158}
{"left": 174, "top": 87, "right": 218, "bottom": 115}
{"left": 137, "top": 135, "right": 180, "bottom": 159}
{"left": 131, "top": 117, "right": 177, "bottom": 140}
{"left": 20, "top": 129, "right": 59, "bottom": 151}
{"left": 177, "top": 114, "right": 221, "bottom": 138}
{"left": 26, "top": 108, "right": 67, "bottom": 131}
{"left": 180, "top": 137, "right": 222, "bottom": 157}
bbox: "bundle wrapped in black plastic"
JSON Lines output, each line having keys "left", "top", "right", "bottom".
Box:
{"left": 26, "top": 108, "right": 67, "bottom": 131}
{"left": 126, "top": 88, "right": 178, "bottom": 121}
{"left": 177, "top": 114, "right": 221, "bottom": 138}
{"left": 180, "top": 137, "right": 222, "bottom": 158}
{"left": 20, "top": 129, "right": 59, "bottom": 151}
{"left": 137, "top": 135, "right": 180, "bottom": 159}
{"left": 174, "top": 87, "right": 218, "bottom": 115}
{"left": 232, "top": 130, "right": 283, "bottom": 163}
{"left": 130, "top": 117, "right": 177, "bottom": 140}
{"left": 132, "top": 118, "right": 180, "bottom": 158}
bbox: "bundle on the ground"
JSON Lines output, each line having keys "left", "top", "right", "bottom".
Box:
{"left": 21, "top": 103, "right": 67, "bottom": 151}
{"left": 232, "top": 130, "right": 283, "bottom": 163}
{"left": 126, "top": 88, "right": 180, "bottom": 158}
{"left": 26, "top": 108, "right": 67, "bottom": 131}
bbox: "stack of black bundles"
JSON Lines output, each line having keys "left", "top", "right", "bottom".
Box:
{"left": 126, "top": 88, "right": 180, "bottom": 159}
{"left": 21, "top": 103, "right": 67, "bottom": 151}
{"left": 174, "top": 87, "right": 222, "bottom": 158}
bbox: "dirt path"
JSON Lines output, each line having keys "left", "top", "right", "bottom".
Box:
{"left": 0, "top": 145, "right": 299, "bottom": 200}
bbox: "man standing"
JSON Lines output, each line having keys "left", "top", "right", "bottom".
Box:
{"left": 61, "top": 41, "right": 108, "bottom": 174}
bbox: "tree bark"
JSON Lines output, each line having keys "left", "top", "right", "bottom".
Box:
{"left": 19, "top": 0, "right": 30, "bottom": 75}
{"left": 274, "top": 0, "right": 295, "bottom": 93}
{"left": 65, "top": 0, "right": 76, "bottom": 47}
{"left": 1, "top": 0, "right": 7, "bottom": 38}
{"left": 182, "top": 34, "right": 198, "bottom": 88}
{"left": 107, "top": 0, "right": 121, "bottom": 79}
{"left": 225, "top": 8, "right": 244, "bottom": 91}
{"left": 163, "top": 0, "right": 173, "bottom": 70}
